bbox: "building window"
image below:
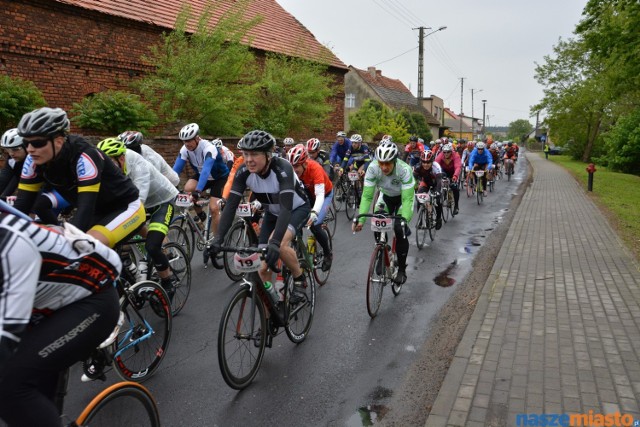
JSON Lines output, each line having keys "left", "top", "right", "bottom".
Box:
{"left": 345, "top": 93, "right": 356, "bottom": 108}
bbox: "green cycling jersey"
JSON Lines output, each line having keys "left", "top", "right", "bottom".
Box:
{"left": 358, "top": 158, "right": 415, "bottom": 224}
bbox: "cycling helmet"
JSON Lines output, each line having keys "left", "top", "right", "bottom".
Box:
{"left": 179, "top": 123, "right": 199, "bottom": 141}
{"left": 442, "top": 143, "right": 453, "bottom": 153}
{"left": 286, "top": 143, "right": 308, "bottom": 166}
{"left": 375, "top": 141, "right": 398, "bottom": 162}
{"left": 380, "top": 134, "right": 393, "bottom": 142}
{"left": 467, "top": 141, "right": 474, "bottom": 149}
{"left": 420, "top": 150, "right": 435, "bottom": 162}
{"left": 350, "top": 133, "right": 363, "bottom": 143}
{"left": 496, "top": 142, "right": 503, "bottom": 149}
{"left": 18, "top": 107, "right": 70, "bottom": 138}
{"left": 435, "top": 138, "right": 442, "bottom": 144}
{"left": 118, "top": 131, "right": 143, "bottom": 147}
{"left": 418, "top": 138, "right": 424, "bottom": 143}
{"left": 1, "top": 128, "right": 24, "bottom": 149}
{"left": 507, "top": 141, "right": 513, "bottom": 147}
{"left": 97, "top": 137, "right": 127, "bottom": 157}
{"left": 211, "top": 138, "right": 224, "bottom": 148}
{"left": 429, "top": 140, "right": 435, "bottom": 146}
{"left": 336, "top": 131, "right": 347, "bottom": 138}
{"left": 283, "top": 137, "right": 295, "bottom": 146}
{"left": 306, "top": 138, "right": 321, "bottom": 152}
{"left": 409, "top": 135, "right": 418, "bottom": 142}
{"left": 476, "top": 142, "right": 486, "bottom": 149}
{"left": 238, "top": 130, "right": 276, "bottom": 152}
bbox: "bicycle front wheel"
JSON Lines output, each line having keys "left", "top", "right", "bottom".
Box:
{"left": 477, "top": 182, "right": 483, "bottom": 205}
{"left": 313, "top": 225, "right": 333, "bottom": 286}
{"left": 366, "top": 245, "right": 386, "bottom": 318}
{"left": 324, "top": 203, "right": 337, "bottom": 238}
{"left": 333, "top": 180, "right": 347, "bottom": 212}
{"left": 223, "top": 220, "right": 252, "bottom": 282}
{"left": 167, "top": 224, "right": 192, "bottom": 262}
{"left": 415, "top": 206, "right": 428, "bottom": 250}
{"left": 161, "top": 242, "right": 191, "bottom": 316}
{"left": 75, "top": 382, "right": 160, "bottom": 427}
{"left": 466, "top": 178, "right": 474, "bottom": 197}
{"left": 285, "top": 270, "right": 316, "bottom": 343}
{"left": 218, "top": 285, "right": 266, "bottom": 390}
{"left": 113, "top": 281, "right": 172, "bottom": 383}
{"left": 345, "top": 184, "right": 358, "bottom": 220}
{"left": 428, "top": 207, "right": 437, "bottom": 241}
{"left": 441, "top": 190, "right": 450, "bottom": 223}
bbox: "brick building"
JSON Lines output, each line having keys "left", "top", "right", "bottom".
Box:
{"left": 0, "top": 0, "right": 348, "bottom": 147}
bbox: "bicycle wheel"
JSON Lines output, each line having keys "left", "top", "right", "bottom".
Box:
{"left": 507, "top": 164, "right": 512, "bottom": 181}
{"left": 428, "top": 207, "right": 436, "bottom": 241}
{"left": 313, "top": 225, "right": 333, "bottom": 286}
{"left": 333, "top": 179, "right": 347, "bottom": 212}
{"left": 167, "top": 224, "right": 192, "bottom": 262}
{"left": 161, "top": 242, "right": 191, "bottom": 316}
{"left": 447, "top": 191, "right": 455, "bottom": 218}
{"left": 390, "top": 252, "right": 402, "bottom": 296}
{"left": 218, "top": 285, "right": 266, "bottom": 390}
{"left": 477, "top": 181, "right": 483, "bottom": 205}
{"left": 223, "top": 221, "right": 252, "bottom": 282}
{"left": 324, "top": 203, "right": 337, "bottom": 239}
{"left": 441, "top": 190, "right": 450, "bottom": 223}
{"left": 345, "top": 184, "right": 358, "bottom": 220}
{"left": 415, "top": 206, "right": 428, "bottom": 250}
{"left": 172, "top": 216, "right": 196, "bottom": 258}
{"left": 285, "top": 269, "right": 316, "bottom": 343}
{"left": 113, "top": 281, "right": 172, "bottom": 383}
{"left": 366, "top": 245, "right": 386, "bottom": 318}
{"left": 466, "top": 177, "right": 474, "bottom": 197}
{"left": 75, "top": 382, "right": 160, "bottom": 427}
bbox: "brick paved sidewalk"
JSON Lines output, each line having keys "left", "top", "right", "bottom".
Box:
{"left": 425, "top": 153, "right": 640, "bottom": 426}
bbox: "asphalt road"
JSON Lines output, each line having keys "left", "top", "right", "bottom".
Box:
{"left": 64, "top": 155, "right": 529, "bottom": 427}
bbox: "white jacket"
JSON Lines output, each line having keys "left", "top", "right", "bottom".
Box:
{"left": 141, "top": 144, "right": 180, "bottom": 187}
{"left": 125, "top": 149, "right": 178, "bottom": 208}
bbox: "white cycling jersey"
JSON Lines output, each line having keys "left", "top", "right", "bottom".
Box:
{"left": 219, "top": 145, "right": 235, "bottom": 163}
{"left": 124, "top": 149, "right": 178, "bottom": 208}
{"left": 140, "top": 144, "right": 180, "bottom": 187}
{"left": 177, "top": 139, "right": 219, "bottom": 179}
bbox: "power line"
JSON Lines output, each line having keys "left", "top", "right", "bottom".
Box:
{"left": 386, "top": 0, "right": 421, "bottom": 27}
{"left": 372, "top": 0, "right": 414, "bottom": 28}
{"left": 373, "top": 45, "right": 419, "bottom": 66}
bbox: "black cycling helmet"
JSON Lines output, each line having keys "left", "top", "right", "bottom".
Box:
{"left": 409, "top": 135, "right": 418, "bottom": 142}
{"left": 18, "top": 107, "right": 70, "bottom": 138}
{"left": 238, "top": 130, "right": 276, "bottom": 152}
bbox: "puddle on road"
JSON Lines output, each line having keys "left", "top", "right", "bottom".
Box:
{"left": 460, "top": 236, "right": 483, "bottom": 253}
{"left": 434, "top": 260, "right": 458, "bottom": 287}
{"left": 346, "top": 387, "right": 392, "bottom": 426}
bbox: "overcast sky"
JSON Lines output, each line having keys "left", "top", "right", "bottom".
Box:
{"left": 275, "top": 0, "right": 588, "bottom": 127}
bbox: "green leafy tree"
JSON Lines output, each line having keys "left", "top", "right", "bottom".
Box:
{"left": 600, "top": 107, "right": 640, "bottom": 174}
{"left": 137, "top": 1, "right": 260, "bottom": 136}
{"left": 400, "top": 109, "right": 432, "bottom": 141}
{"left": 71, "top": 90, "right": 157, "bottom": 134}
{"left": 0, "top": 75, "right": 46, "bottom": 130}
{"left": 253, "top": 53, "right": 337, "bottom": 137}
{"left": 349, "top": 99, "right": 409, "bottom": 142}
{"left": 507, "top": 119, "right": 533, "bottom": 142}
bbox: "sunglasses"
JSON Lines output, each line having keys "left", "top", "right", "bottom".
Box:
{"left": 25, "top": 137, "right": 51, "bottom": 148}
{"left": 421, "top": 160, "right": 433, "bottom": 164}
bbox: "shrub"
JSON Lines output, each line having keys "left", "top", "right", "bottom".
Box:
{"left": 0, "top": 75, "right": 46, "bottom": 130}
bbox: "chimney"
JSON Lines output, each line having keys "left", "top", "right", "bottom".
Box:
{"left": 368, "top": 66, "right": 377, "bottom": 78}
{"left": 376, "top": 69, "right": 382, "bottom": 77}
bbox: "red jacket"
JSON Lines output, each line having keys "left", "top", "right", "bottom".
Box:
{"left": 435, "top": 151, "right": 462, "bottom": 181}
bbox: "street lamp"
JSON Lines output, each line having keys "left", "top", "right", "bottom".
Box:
{"left": 416, "top": 25, "right": 447, "bottom": 100}
{"left": 481, "top": 100, "right": 487, "bottom": 140}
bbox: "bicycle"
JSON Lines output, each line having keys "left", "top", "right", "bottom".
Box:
{"left": 345, "top": 170, "right": 362, "bottom": 220}
{"left": 354, "top": 213, "right": 406, "bottom": 318}
{"left": 53, "top": 368, "right": 160, "bottom": 426}
{"left": 222, "top": 201, "right": 261, "bottom": 282}
{"left": 440, "top": 177, "right": 454, "bottom": 223}
{"left": 171, "top": 192, "right": 224, "bottom": 268}
{"left": 305, "top": 222, "right": 333, "bottom": 286}
{"left": 414, "top": 191, "right": 438, "bottom": 249}
{"left": 217, "top": 243, "right": 316, "bottom": 390}
{"left": 475, "top": 170, "right": 485, "bottom": 205}
{"left": 323, "top": 199, "right": 337, "bottom": 238}
{"left": 332, "top": 169, "right": 350, "bottom": 212}
{"left": 504, "top": 158, "right": 515, "bottom": 181}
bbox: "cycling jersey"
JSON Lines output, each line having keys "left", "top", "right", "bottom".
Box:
{"left": 15, "top": 135, "right": 140, "bottom": 232}
{"left": 435, "top": 151, "right": 462, "bottom": 181}
{"left": 217, "top": 156, "right": 308, "bottom": 246}
{"left": 329, "top": 139, "right": 352, "bottom": 166}
{"left": 222, "top": 155, "right": 245, "bottom": 200}
{"left": 344, "top": 144, "right": 372, "bottom": 170}
{"left": 414, "top": 161, "right": 443, "bottom": 191}
{"left": 173, "top": 139, "right": 229, "bottom": 191}
{"left": 489, "top": 149, "right": 500, "bottom": 164}
{"left": 468, "top": 148, "right": 494, "bottom": 168}
{"left": 299, "top": 159, "right": 333, "bottom": 214}
{"left": 124, "top": 149, "right": 178, "bottom": 209}
{"left": 404, "top": 142, "right": 425, "bottom": 166}
{"left": 504, "top": 146, "right": 518, "bottom": 159}
{"left": 0, "top": 158, "right": 23, "bottom": 199}
{"left": 140, "top": 144, "right": 180, "bottom": 187}
{"left": 359, "top": 159, "right": 415, "bottom": 224}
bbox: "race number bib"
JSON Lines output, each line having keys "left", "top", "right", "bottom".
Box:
{"left": 236, "top": 203, "right": 252, "bottom": 217}
{"left": 348, "top": 171, "right": 359, "bottom": 182}
{"left": 233, "top": 252, "right": 261, "bottom": 272}
{"left": 5, "top": 196, "right": 16, "bottom": 206}
{"left": 175, "top": 193, "right": 192, "bottom": 208}
{"left": 415, "top": 193, "right": 430, "bottom": 205}
{"left": 370, "top": 217, "right": 393, "bottom": 232}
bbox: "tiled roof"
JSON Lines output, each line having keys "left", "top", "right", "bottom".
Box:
{"left": 55, "top": 0, "right": 347, "bottom": 70}
{"left": 353, "top": 66, "right": 440, "bottom": 126}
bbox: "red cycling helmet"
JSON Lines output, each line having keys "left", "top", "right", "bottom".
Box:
{"left": 287, "top": 143, "right": 308, "bottom": 166}
{"left": 306, "top": 138, "right": 321, "bottom": 152}
{"left": 420, "top": 150, "right": 435, "bottom": 162}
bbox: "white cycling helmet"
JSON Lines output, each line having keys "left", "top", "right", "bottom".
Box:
{"left": 476, "top": 142, "right": 486, "bottom": 149}
{"left": 211, "top": 138, "right": 223, "bottom": 148}
{"left": 442, "top": 143, "right": 453, "bottom": 152}
{"left": 283, "top": 137, "right": 295, "bottom": 146}
{"left": 336, "top": 131, "right": 347, "bottom": 138}
{"left": 179, "top": 123, "right": 199, "bottom": 141}
{"left": 350, "top": 134, "right": 363, "bottom": 143}
{"left": 375, "top": 141, "right": 398, "bottom": 162}
{"left": 1, "top": 128, "right": 24, "bottom": 149}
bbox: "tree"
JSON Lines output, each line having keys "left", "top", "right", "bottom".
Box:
{"left": 600, "top": 107, "right": 640, "bottom": 174}
{"left": 349, "top": 99, "right": 410, "bottom": 142}
{"left": 507, "top": 119, "right": 533, "bottom": 142}
{"left": 137, "top": 1, "right": 261, "bottom": 136}
{"left": 0, "top": 75, "right": 46, "bottom": 131}
{"left": 71, "top": 90, "right": 158, "bottom": 134}
{"left": 399, "top": 109, "right": 432, "bottom": 142}
{"left": 253, "top": 53, "right": 337, "bottom": 137}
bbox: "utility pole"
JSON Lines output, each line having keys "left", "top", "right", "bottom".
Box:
{"left": 470, "top": 89, "right": 483, "bottom": 139}
{"left": 413, "top": 26, "right": 447, "bottom": 103}
{"left": 482, "top": 99, "right": 487, "bottom": 140}
{"left": 459, "top": 77, "right": 465, "bottom": 139}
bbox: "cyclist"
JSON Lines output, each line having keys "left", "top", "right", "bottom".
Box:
{"left": 210, "top": 130, "right": 310, "bottom": 293}
{"left": 118, "top": 130, "right": 180, "bottom": 187}
{"left": 414, "top": 150, "right": 443, "bottom": 229}
{"left": 0, "top": 208, "right": 121, "bottom": 427}
{"left": 353, "top": 141, "right": 414, "bottom": 284}
{"left": 344, "top": 133, "right": 371, "bottom": 176}
{"left": 287, "top": 144, "right": 333, "bottom": 271}
{"left": 329, "top": 131, "right": 351, "bottom": 177}
{"left": 503, "top": 141, "right": 518, "bottom": 175}
{"left": 283, "top": 137, "right": 296, "bottom": 149}
{"left": 403, "top": 135, "right": 425, "bottom": 167}
{"left": 467, "top": 141, "right": 494, "bottom": 197}
{"left": 212, "top": 138, "right": 235, "bottom": 170}
{"left": 172, "top": 123, "right": 229, "bottom": 238}
{"left": 97, "top": 138, "right": 180, "bottom": 296}
{"left": 306, "top": 137, "right": 332, "bottom": 179}
{"left": 14, "top": 107, "right": 145, "bottom": 248}
{"left": 435, "top": 143, "right": 462, "bottom": 216}
{"left": 0, "top": 128, "right": 27, "bottom": 200}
